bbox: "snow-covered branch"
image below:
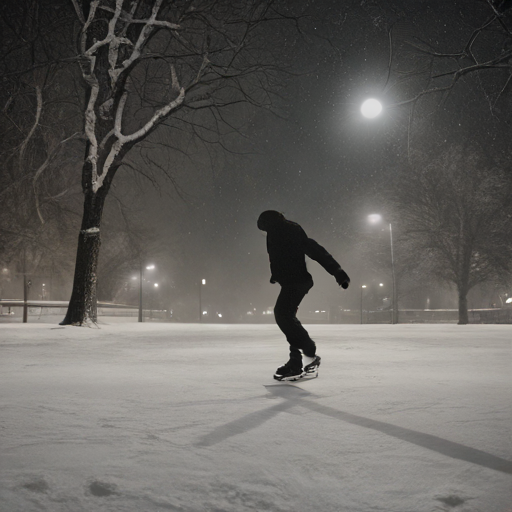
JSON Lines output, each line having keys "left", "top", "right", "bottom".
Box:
{"left": 108, "top": 0, "right": 180, "bottom": 88}
{"left": 98, "top": 4, "right": 180, "bottom": 30}
{"left": 84, "top": 82, "right": 100, "bottom": 189}
{"left": 93, "top": 87, "right": 185, "bottom": 193}
{"left": 80, "top": 0, "right": 100, "bottom": 56}
{"left": 120, "top": 88, "right": 185, "bottom": 144}
{"left": 74, "top": 0, "right": 189, "bottom": 194}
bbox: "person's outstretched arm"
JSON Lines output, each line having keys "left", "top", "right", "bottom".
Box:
{"left": 305, "top": 238, "right": 350, "bottom": 289}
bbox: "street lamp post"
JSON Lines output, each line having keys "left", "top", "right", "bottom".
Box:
{"left": 360, "top": 98, "right": 400, "bottom": 323}
{"left": 150, "top": 282, "right": 159, "bottom": 320}
{"left": 139, "top": 264, "right": 155, "bottom": 323}
{"left": 368, "top": 214, "right": 397, "bottom": 324}
{"left": 199, "top": 279, "right": 206, "bottom": 322}
{"left": 389, "top": 223, "right": 397, "bottom": 324}
{"left": 360, "top": 285, "right": 366, "bottom": 324}
{"left": 138, "top": 263, "right": 143, "bottom": 322}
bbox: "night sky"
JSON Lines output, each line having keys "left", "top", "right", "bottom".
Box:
{"left": 78, "top": 1, "right": 512, "bottom": 318}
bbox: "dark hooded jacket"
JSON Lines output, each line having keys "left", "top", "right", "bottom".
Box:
{"left": 259, "top": 212, "right": 343, "bottom": 286}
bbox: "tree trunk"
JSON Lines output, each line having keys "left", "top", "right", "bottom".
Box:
{"left": 60, "top": 190, "right": 107, "bottom": 325}
{"left": 457, "top": 288, "right": 469, "bottom": 325}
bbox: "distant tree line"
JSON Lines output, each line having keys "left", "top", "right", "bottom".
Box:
{"left": 363, "top": 0, "right": 512, "bottom": 324}
{"left": 388, "top": 146, "right": 512, "bottom": 324}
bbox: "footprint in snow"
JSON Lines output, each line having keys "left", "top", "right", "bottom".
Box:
{"left": 436, "top": 495, "right": 466, "bottom": 508}
{"left": 88, "top": 480, "right": 118, "bottom": 497}
{"left": 21, "top": 478, "right": 50, "bottom": 493}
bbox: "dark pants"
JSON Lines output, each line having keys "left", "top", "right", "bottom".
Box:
{"left": 274, "top": 279, "right": 316, "bottom": 367}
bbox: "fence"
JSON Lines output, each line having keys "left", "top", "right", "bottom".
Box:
{"left": 0, "top": 300, "right": 166, "bottom": 322}
{"left": 366, "top": 308, "right": 512, "bottom": 324}
{"left": 297, "top": 308, "right": 512, "bottom": 324}
{"left": 1, "top": 300, "right": 511, "bottom": 324}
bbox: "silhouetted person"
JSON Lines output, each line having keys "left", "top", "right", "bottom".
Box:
{"left": 257, "top": 210, "right": 350, "bottom": 381}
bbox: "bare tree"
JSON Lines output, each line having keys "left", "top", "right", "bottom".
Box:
{"left": 388, "top": 146, "right": 512, "bottom": 324}
{"left": 58, "top": 0, "right": 310, "bottom": 325}
{"left": 373, "top": 1, "right": 512, "bottom": 324}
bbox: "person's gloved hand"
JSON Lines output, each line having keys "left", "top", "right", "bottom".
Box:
{"left": 335, "top": 269, "right": 350, "bottom": 289}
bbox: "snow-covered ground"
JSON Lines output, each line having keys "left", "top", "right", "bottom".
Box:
{"left": 0, "top": 321, "right": 511, "bottom": 512}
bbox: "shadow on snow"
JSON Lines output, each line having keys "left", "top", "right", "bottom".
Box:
{"left": 196, "top": 384, "right": 512, "bottom": 475}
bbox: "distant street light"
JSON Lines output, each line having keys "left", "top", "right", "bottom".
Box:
{"left": 139, "top": 263, "right": 155, "bottom": 322}
{"left": 360, "top": 285, "right": 367, "bottom": 324}
{"left": 361, "top": 98, "right": 383, "bottom": 119}
{"left": 199, "top": 279, "right": 206, "bottom": 323}
{"left": 368, "top": 214, "right": 397, "bottom": 324}
{"left": 149, "top": 282, "right": 159, "bottom": 320}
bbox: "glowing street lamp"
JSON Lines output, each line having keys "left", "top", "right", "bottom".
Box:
{"left": 139, "top": 263, "right": 155, "bottom": 322}
{"left": 360, "top": 285, "right": 367, "bottom": 324}
{"left": 368, "top": 214, "right": 397, "bottom": 324}
{"left": 361, "top": 98, "right": 383, "bottom": 119}
{"left": 199, "top": 279, "right": 206, "bottom": 323}
{"left": 149, "top": 282, "right": 159, "bottom": 320}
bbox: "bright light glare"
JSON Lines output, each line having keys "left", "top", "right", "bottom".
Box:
{"left": 146, "top": 265, "right": 155, "bottom": 270}
{"left": 368, "top": 214, "right": 383, "bottom": 224}
{"left": 154, "top": 283, "right": 159, "bottom": 288}
{"left": 202, "top": 279, "right": 206, "bottom": 285}
{"left": 361, "top": 98, "right": 382, "bottom": 119}
{"left": 506, "top": 298, "right": 512, "bottom": 304}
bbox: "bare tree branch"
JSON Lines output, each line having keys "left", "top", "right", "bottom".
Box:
{"left": 18, "top": 85, "right": 42, "bottom": 171}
